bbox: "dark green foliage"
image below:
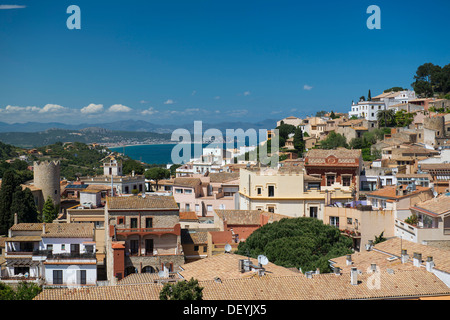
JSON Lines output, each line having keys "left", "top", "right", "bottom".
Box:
{"left": 275, "top": 123, "right": 296, "bottom": 141}
{"left": 293, "top": 127, "right": 305, "bottom": 156}
{"left": 315, "top": 110, "right": 327, "bottom": 117}
{"left": 41, "top": 196, "right": 58, "bottom": 223}
{"left": 145, "top": 167, "right": 170, "bottom": 191}
{"left": 377, "top": 109, "right": 396, "bottom": 127}
{"left": 319, "top": 131, "right": 348, "bottom": 149}
{"left": 384, "top": 87, "right": 407, "bottom": 93}
{"left": 159, "top": 278, "right": 203, "bottom": 300}
{"left": 122, "top": 159, "right": 145, "bottom": 175}
{"left": 236, "top": 218, "right": 353, "bottom": 273}
{"left": 412, "top": 62, "right": 450, "bottom": 98}
{"left": 0, "top": 282, "right": 42, "bottom": 300}
{"left": 0, "top": 170, "right": 23, "bottom": 234}
{"left": 394, "top": 110, "right": 414, "bottom": 127}
{"left": 374, "top": 231, "right": 387, "bottom": 245}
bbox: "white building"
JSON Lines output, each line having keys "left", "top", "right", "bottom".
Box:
{"left": 349, "top": 90, "right": 417, "bottom": 121}
{"left": 2, "top": 222, "right": 97, "bottom": 287}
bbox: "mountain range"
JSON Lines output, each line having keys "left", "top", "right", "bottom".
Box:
{"left": 0, "top": 119, "right": 277, "bottom": 134}
{"left": 0, "top": 119, "right": 277, "bottom": 148}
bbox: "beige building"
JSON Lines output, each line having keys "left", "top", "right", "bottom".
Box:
{"left": 396, "top": 194, "right": 450, "bottom": 245}
{"left": 238, "top": 166, "right": 354, "bottom": 219}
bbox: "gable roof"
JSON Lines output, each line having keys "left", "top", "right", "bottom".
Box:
{"left": 107, "top": 195, "right": 179, "bottom": 210}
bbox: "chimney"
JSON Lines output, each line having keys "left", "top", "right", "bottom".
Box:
{"left": 413, "top": 252, "right": 422, "bottom": 267}
{"left": 401, "top": 249, "right": 409, "bottom": 264}
{"left": 365, "top": 240, "right": 374, "bottom": 251}
{"left": 346, "top": 254, "right": 353, "bottom": 266}
{"left": 350, "top": 267, "right": 358, "bottom": 285}
{"left": 426, "top": 256, "right": 435, "bottom": 272}
{"left": 370, "top": 263, "right": 377, "bottom": 273}
{"left": 42, "top": 223, "right": 46, "bottom": 235}
{"left": 305, "top": 271, "right": 313, "bottom": 279}
{"left": 315, "top": 268, "right": 320, "bottom": 275}
{"left": 334, "top": 266, "right": 341, "bottom": 276}
{"left": 14, "top": 212, "right": 17, "bottom": 225}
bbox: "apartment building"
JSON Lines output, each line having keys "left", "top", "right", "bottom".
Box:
{"left": 2, "top": 221, "right": 97, "bottom": 287}
{"left": 105, "top": 195, "right": 184, "bottom": 282}
{"left": 238, "top": 165, "right": 355, "bottom": 219}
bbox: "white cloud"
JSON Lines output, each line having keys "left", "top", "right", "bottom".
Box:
{"left": 139, "top": 100, "right": 149, "bottom": 104}
{"left": 0, "top": 5, "right": 26, "bottom": 9}
{"left": 191, "top": 90, "right": 197, "bottom": 96}
{"left": 243, "top": 91, "right": 251, "bottom": 96}
{"left": 227, "top": 109, "right": 248, "bottom": 117}
{"left": 303, "top": 84, "right": 313, "bottom": 91}
{"left": 164, "top": 99, "right": 174, "bottom": 105}
{"left": 0, "top": 105, "right": 39, "bottom": 113}
{"left": 81, "top": 103, "right": 104, "bottom": 114}
{"left": 141, "top": 107, "right": 158, "bottom": 115}
{"left": 108, "top": 104, "right": 132, "bottom": 112}
{"left": 214, "top": 96, "right": 221, "bottom": 100}
{"left": 39, "top": 104, "right": 67, "bottom": 113}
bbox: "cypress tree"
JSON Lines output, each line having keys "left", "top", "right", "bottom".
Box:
{"left": 42, "top": 196, "right": 58, "bottom": 223}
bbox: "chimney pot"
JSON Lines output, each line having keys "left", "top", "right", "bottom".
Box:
{"left": 426, "top": 256, "right": 435, "bottom": 272}
{"left": 413, "top": 252, "right": 422, "bottom": 267}
{"left": 346, "top": 254, "right": 353, "bottom": 265}
{"left": 401, "top": 250, "right": 409, "bottom": 263}
{"left": 350, "top": 267, "right": 358, "bottom": 285}
{"left": 371, "top": 263, "right": 377, "bottom": 272}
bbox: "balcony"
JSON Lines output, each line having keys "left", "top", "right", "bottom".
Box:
{"left": 395, "top": 219, "right": 449, "bottom": 242}
{"left": 116, "top": 224, "right": 181, "bottom": 237}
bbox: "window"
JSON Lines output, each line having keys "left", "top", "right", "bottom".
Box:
{"left": 207, "top": 205, "right": 213, "bottom": 212}
{"left": 130, "top": 218, "right": 138, "bottom": 229}
{"left": 342, "top": 175, "right": 351, "bottom": 187}
{"left": 326, "top": 175, "right": 335, "bottom": 186}
{"left": 130, "top": 240, "right": 139, "bottom": 255}
{"left": 53, "top": 270, "right": 63, "bottom": 285}
{"left": 184, "top": 189, "right": 192, "bottom": 194}
{"left": 61, "top": 244, "right": 65, "bottom": 251}
{"left": 203, "top": 246, "right": 207, "bottom": 253}
{"left": 257, "top": 187, "right": 262, "bottom": 195}
{"left": 268, "top": 185, "right": 275, "bottom": 197}
{"left": 185, "top": 203, "right": 190, "bottom": 211}
{"left": 146, "top": 218, "right": 153, "bottom": 228}
{"left": 330, "top": 216, "right": 340, "bottom": 228}
{"left": 195, "top": 204, "right": 200, "bottom": 212}
{"left": 70, "top": 244, "right": 80, "bottom": 254}
{"left": 79, "top": 270, "right": 87, "bottom": 285}
{"left": 309, "top": 207, "right": 318, "bottom": 218}
{"left": 85, "top": 245, "right": 94, "bottom": 254}
{"left": 268, "top": 206, "right": 275, "bottom": 213}
{"left": 118, "top": 217, "right": 125, "bottom": 225}
{"left": 347, "top": 218, "right": 353, "bottom": 225}
{"left": 47, "top": 244, "right": 53, "bottom": 253}
{"left": 175, "top": 188, "right": 183, "bottom": 194}
{"left": 386, "top": 178, "right": 392, "bottom": 186}
{"left": 194, "top": 246, "right": 199, "bottom": 252}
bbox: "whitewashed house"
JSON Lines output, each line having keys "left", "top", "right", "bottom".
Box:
{"left": 2, "top": 222, "right": 97, "bottom": 287}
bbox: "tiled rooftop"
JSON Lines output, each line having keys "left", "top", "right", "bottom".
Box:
{"left": 412, "top": 194, "right": 450, "bottom": 216}
{"left": 33, "top": 268, "right": 450, "bottom": 300}
{"left": 10, "top": 223, "right": 94, "bottom": 238}
{"left": 107, "top": 195, "right": 179, "bottom": 210}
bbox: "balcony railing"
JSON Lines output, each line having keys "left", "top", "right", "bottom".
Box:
{"left": 32, "top": 251, "right": 96, "bottom": 260}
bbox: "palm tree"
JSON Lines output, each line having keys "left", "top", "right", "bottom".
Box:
{"left": 377, "top": 109, "right": 396, "bottom": 127}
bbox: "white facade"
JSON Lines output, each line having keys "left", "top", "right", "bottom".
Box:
{"left": 349, "top": 102, "right": 386, "bottom": 121}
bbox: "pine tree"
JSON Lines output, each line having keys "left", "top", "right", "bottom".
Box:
{"left": 0, "top": 170, "right": 21, "bottom": 235}
{"left": 293, "top": 127, "right": 305, "bottom": 156}
{"left": 368, "top": 89, "right": 372, "bottom": 101}
{"left": 41, "top": 196, "right": 58, "bottom": 223}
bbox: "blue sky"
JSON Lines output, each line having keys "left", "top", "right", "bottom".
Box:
{"left": 0, "top": 0, "right": 449, "bottom": 125}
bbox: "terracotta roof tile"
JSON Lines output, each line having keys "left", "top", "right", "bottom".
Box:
{"left": 107, "top": 195, "right": 179, "bottom": 210}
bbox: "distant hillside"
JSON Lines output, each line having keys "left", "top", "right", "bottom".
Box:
{"left": 0, "top": 128, "right": 172, "bottom": 148}
{"left": 0, "top": 119, "right": 277, "bottom": 134}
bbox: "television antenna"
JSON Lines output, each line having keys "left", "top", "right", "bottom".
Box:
{"left": 257, "top": 255, "right": 269, "bottom": 266}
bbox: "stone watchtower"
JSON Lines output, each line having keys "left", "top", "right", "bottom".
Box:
{"left": 33, "top": 161, "right": 61, "bottom": 210}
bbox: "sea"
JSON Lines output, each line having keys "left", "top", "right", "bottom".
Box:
{"left": 109, "top": 142, "right": 247, "bottom": 165}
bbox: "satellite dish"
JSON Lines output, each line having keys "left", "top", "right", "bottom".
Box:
{"left": 224, "top": 243, "right": 232, "bottom": 253}
{"left": 258, "top": 255, "right": 269, "bottom": 266}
